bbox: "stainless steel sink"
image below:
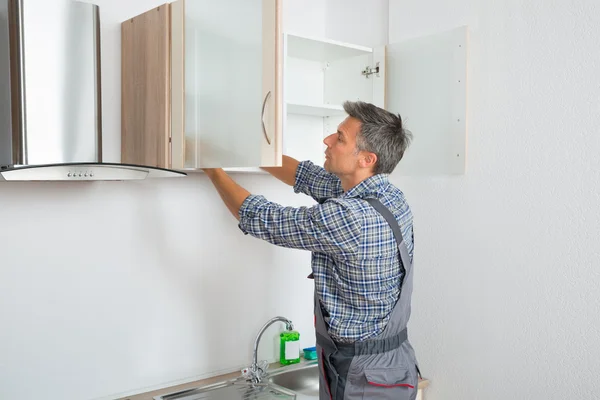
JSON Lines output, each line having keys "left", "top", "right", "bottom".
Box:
{"left": 152, "top": 361, "right": 320, "bottom": 400}
{"left": 268, "top": 361, "right": 319, "bottom": 398}
{"left": 153, "top": 379, "right": 295, "bottom": 400}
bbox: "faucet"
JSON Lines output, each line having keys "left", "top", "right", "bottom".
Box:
{"left": 243, "top": 316, "right": 294, "bottom": 384}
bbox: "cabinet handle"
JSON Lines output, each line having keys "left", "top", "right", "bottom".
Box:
{"left": 261, "top": 91, "right": 272, "bottom": 145}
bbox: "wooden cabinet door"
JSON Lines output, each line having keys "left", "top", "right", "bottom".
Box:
{"left": 122, "top": 5, "right": 171, "bottom": 168}
{"left": 171, "top": 0, "right": 282, "bottom": 169}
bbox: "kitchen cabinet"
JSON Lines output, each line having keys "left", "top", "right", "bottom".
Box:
{"left": 121, "top": 0, "right": 283, "bottom": 170}
{"left": 281, "top": 33, "right": 384, "bottom": 169}
{"left": 122, "top": 2, "right": 467, "bottom": 175}
{"left": 282, "top": 28, "right": 468, "bottom": 175}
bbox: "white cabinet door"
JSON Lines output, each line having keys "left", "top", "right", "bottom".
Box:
{"left": 386, "top": 26, "right": 468, "bottom": 175}
{"left": 171, "top": 0, "right": 282, "bottom": 169}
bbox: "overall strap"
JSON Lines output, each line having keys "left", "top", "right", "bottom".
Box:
{"left": 364, "top": 198, "right": 410, "bottom": 280}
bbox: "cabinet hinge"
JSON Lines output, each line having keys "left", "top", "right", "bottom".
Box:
{"left": 361, "top": 62, "right": 380, "bottom": 79}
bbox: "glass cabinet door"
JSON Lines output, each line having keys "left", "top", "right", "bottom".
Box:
{"left": 171, "top": 0, "right": 282, "bottom": 169}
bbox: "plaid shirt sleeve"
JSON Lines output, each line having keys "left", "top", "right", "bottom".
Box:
{"left": 238, "top": 194, "right": 360, "bottom": 256}
{"left": 294, "top": 160, "right": 344, "bottom": 202}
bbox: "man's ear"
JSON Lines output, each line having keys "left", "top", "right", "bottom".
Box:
{"left": 359, "top": 152, "right": 378, "bottom": 170}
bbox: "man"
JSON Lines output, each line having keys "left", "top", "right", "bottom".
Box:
{"left": 204, "top": 101, "right": 420, "bottom": 400}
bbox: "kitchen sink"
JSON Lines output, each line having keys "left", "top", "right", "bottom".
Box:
{"left": 152, "top": 361, "right": 320, "bottom": 400}
{"left": 153, "top": 379, "right": 295, "bottom": 400}
{"left": 268, "top": 361, "right": 319, "bottom": 397}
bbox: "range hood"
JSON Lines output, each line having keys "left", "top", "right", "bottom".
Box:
{"left": 0, "top": 0, "right": 186, "bottom": 181}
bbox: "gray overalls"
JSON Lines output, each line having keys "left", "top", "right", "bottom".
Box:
{"left": 314, "top": 198, "right": 420, "bottom": 400}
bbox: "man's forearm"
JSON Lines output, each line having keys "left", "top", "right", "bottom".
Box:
{"left": 203, "top": 169, "right": 251, "bottom": 220}
{"left": 261, "top": 155, "right": 300, "bottom": 186}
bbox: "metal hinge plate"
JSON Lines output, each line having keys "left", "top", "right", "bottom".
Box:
{"left": 361, "top": 62, "right": 380, "bottom": 78}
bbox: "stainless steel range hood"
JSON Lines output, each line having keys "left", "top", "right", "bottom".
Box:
{"left": 0, "top": 0, "right": 186, "bottom": 181}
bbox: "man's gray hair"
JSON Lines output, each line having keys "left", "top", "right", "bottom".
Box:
{"left": 343, "top": 101, "right": 412, "bottom": 174}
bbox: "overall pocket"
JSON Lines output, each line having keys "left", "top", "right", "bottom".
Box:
{"left": 362, "top": 366, "right": 417, "bottom": 400}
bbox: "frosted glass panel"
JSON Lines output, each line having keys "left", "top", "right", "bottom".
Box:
{"left": 185, "top": 0, "right": 263, "bottom": 168}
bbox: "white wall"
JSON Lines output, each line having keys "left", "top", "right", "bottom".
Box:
{"left": 0, "top": 1, "right": 388, "bottom": 400}
{"left": 389, "top": 0, "right": 600, "bottom": 399}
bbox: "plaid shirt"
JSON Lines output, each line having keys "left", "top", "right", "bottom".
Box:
{"left": 238, "top": 161, "right": 414, "bottom": 342}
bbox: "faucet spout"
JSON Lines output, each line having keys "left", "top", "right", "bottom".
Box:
{"left": 246, "top": 316, "right": 294, "bottom": 383}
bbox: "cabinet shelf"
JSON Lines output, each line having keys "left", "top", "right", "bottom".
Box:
{"left": 286, "top": 33, "right": 372, "bottom": 62}
{"left": 286, "top": 103, "right": 345, "bottom": 117}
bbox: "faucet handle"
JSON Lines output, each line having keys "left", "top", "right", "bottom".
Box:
{"left": 241, "top": 367, "right": 253, "bottom": 381}
{"left": 242, "top": 360, "right": 269, "bottom": 383}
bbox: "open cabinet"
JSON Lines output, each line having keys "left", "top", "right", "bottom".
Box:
{"left": 282, "top": 27, "right": 467, "bottom": 175}
{"left": 121, "top": 1, "right": 467, "bottom": 175}
{"left": 282, "top": 33, "right": 385, "bottom": 168}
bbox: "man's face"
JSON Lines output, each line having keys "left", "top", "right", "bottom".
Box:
{"left": 323, "top": 116, "right": 363, "bottom": 176}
